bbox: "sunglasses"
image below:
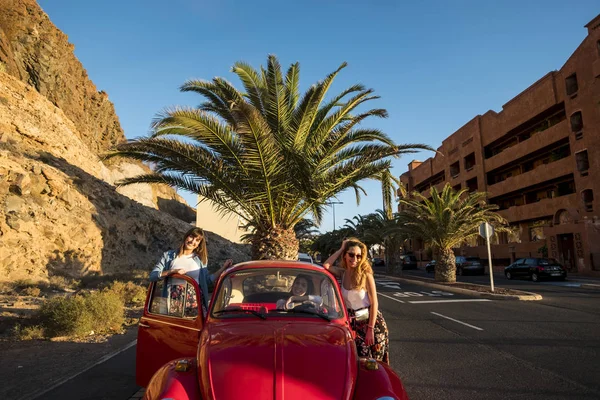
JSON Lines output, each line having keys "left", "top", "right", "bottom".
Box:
{"left": 346, "top": 253, "right": 362, "bottom": 260}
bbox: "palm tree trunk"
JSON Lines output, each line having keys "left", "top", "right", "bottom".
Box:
{"left": 251, "top": 225, "right": 299, "bottom": 260}
{"left": 435, "top": 247, "right": 456, "bottom": 283}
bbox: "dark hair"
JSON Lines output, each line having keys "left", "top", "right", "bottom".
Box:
{"left": 178, "top": 227, "right": 208, "bottom": 264}
{"left": 292, "top": 274, "right": 315, "bottom": 295}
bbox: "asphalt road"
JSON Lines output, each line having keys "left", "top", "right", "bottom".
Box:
{"left": 37, "top": 275, "right": 600, "bottom": 400}
{"left": 377, "top": 275, "right": 600, "bottom": 400}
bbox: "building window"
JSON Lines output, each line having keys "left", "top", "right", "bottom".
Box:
{"left": 464, "top": 152, "right": 476, "bottom": 171}
{"left": 452, "top": 184, "right": 461, "bottom": 192}
{"left": 529, "top": 220, "right": 550, "bottom": 242}
{"left": 582, "top": 189, "right": 594, "bottom": 212}
{"left": 450, "top": 161, "right": 460, "bottom": 178}
{"left": 575, "top": 150, "right": 589, "bottom": 176}
{"left": 565, "top": 73, "right": 578, "bottom": 96}
{"left": 597, "top": 40, "right": 600, "bottom": 56}
{"left": 570, "top": 111, "right": 583, "bottom": 139}
{"left": 466, "top": 177, "right": 478, "bottom": 192}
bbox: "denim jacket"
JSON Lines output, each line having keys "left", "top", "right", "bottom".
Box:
{"left": 149, "top": 250, "right": 215, "bottom": 310}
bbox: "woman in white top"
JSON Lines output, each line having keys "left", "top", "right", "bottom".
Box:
{"left": 323, "top": 238, "right": 389, "bottom": 363}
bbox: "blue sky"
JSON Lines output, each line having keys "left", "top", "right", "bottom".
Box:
{"left": 39, "top": 0, "right": 598, "bottom": 233}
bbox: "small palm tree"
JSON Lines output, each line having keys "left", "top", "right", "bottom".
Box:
{"left": 107, "top": 55, "right": 431, "bottom": 260}
{"left": 395, "top": 184, "right": 508, "bottom": 282}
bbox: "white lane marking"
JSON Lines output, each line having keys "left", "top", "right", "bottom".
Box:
{"left": 26, "top": 339, "right": 137, "bottom": 400}
{"left": 379, "top": 292, "right": 405, "bottom": 303}
{"left": 430, "top": 311, "right": 483, "bottom": 331}
{"left": 411, "top": 299, "right": 491, "bottom": 304}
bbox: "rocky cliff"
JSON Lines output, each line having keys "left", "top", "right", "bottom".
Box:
{"left": 0, "top": 0, "right": 251, "bottom": 282}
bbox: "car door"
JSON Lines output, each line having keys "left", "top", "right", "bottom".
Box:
{"left": 136, "top": 275, "right": 204, "bottom": 387}
{"left": 510, "top": 258, "right": 525, "bottom": 276}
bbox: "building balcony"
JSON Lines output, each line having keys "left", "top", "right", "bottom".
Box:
{"left": 487, "top": 156, "right": 573, "bottom": 198}
{"left": 485, "top": 119, "right": 569, "bottom": 172}
{"left": 497, "top": 193, "right": 578, "bottom": 223}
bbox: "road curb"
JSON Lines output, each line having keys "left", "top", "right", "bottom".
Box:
{"left": 580, "top": 283, "right": 600, "bottom": 290}
{"left": 375, "top": 273, "right": 543, "bottom": 301}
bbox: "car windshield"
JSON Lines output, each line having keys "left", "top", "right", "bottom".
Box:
{"left": 211, "top": 268, "right": 344, "bottom": 320}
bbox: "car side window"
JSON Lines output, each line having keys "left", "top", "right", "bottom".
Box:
{"left": 525, "top": 259, "right": 536, "bottom": 266}
{"left": 514, "top": 258, "right": 525, "bottom": 265}
{"left": 149, "top": 279, "right": 200, "bottom": 319}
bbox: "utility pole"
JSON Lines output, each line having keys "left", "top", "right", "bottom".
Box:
{"left": 326, "top": 201, "right": 343, "bottom": 231}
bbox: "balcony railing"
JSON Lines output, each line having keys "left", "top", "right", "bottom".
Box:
{"left": 485, "top": 119, "right": 568, "bottom": 172}
{"left": 487, "top": 157, "right": 573, "bottom": 198}
{"left": 497, "top": 193, "right": 577, "bottom": 222}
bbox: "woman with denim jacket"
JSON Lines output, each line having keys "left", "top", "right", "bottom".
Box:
{"left": 323, "top": 238, "right": 389, "bottom": 363}
{"left": 150, "top": 227, "right": 232, "bottom": 314}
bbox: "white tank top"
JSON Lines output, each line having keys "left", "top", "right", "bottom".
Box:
{"left": 341, "top": 280, "right": 371, "bottom": 310}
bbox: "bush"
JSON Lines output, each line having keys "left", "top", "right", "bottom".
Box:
{"left": 48, "top": 275, "right": 79, "bottom": 291}
{"left": 22, "top": 286, "right": 42, "bottom": 297}
{"left": 13, "top": 324, "right": 45, "bottom": 340}
{"left": 37, "top": 291, "right": 124, "bottom": 338}
{"left": 105, "top": 281, "right": 146, "bottom": 306}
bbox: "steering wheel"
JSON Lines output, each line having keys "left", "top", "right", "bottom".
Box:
{"left": 286, "top": 295, "right": 323, "bottom": 310}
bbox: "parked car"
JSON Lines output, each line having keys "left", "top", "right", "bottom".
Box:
{"left": 399, "top": 254, "right": 418, "bottom": 270}
{"left": 371, "top": 257, "right": 385, "bottom": 267}
{"left": 504, "top": 258, "right": 567, "bottom": 282}
{"left": 455, "top": 256, "right": 485, "bottom": 275}
{"left": 297, "top": 252, "right": 313, "bottom": 263}
{"left": 425, "top": 260, "right": 436, "bottom": 273}
{"left": 136, "top": 260, "right": 409, "bottom": 400}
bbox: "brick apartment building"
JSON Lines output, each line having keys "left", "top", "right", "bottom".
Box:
{"left": 399, "top": 14, "right": 600, "bottom": 276}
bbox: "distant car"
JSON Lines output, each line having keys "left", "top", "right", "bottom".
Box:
{"left": 504, "top": 258, "right": 567, "bottom": 282}
{"left": 455, "top": 256, "right": 485, "bottom": 276}
{"left": 371, "top": 257, "right": 385, "bottom": 267}
{"left": 297, "top": 252, "right": 313, "bottom": 263}
{"left": 399, "top": 255, "right": 418, "bottom": 270}
{"left": 136, "top": 261, "right": 410, "bottom": 399}
{"left": 425, "top": 260, "right": 436, "bottom": 273}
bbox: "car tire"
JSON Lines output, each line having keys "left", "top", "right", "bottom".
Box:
{"left": 531, "top": 272, "right": 539, "bottom": 282}
{"left": 506, "top": 272, "right": 512, "bottom": 280}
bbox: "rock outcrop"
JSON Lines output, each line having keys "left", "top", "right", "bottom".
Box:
{"left": 0, "top": 0, "right": 251, "bottom": 282}
{"left": 0, "top": 72, "right": 250, "bottom": 282}
{"left": 0, "top": 0, "right": 197, "bottom": 222}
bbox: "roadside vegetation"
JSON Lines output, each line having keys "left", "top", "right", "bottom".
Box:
{"left": 310, "top": 183, "right": 509, "bottom": 283}
{"left": 0, "top": 271, "right": 147, "bottom": 341}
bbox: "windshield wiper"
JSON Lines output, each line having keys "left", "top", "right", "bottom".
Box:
{"left": 213, "top": 307, "right": 267, "bottom": 320}
{"left": 279, "top": 308, "right": 331, "bottom": 321}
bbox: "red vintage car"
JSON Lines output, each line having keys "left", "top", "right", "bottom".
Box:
{"left": 136, "top": 260, "right": 409, "bottom": 400}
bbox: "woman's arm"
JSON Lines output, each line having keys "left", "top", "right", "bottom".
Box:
{"left": 322, "top": 243, "right": 346, "bottom": 278}
{"left": 365, "top": 273, "right": 378, "bottom": 345}
{"left": 209, "top": 259, "right": 233, "bottom": 283}
{"left": 149, "top": 251, "right": 182, "bottom": 281}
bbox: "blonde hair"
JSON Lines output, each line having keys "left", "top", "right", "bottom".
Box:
{"left": 178, "top": 227, "right": 208, "bottom": 265}
{"left": 340, "top": 237, "right": 372, "bottom": 290}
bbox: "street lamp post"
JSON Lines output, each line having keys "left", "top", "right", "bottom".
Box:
{"left": 326, "top": 201, "right": 343, "bottom": 231}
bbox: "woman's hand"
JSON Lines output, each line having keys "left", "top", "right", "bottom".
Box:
{"left": 171, "top": 268, "right": 187, "bottom": 276}
{"left": 365, "top": 325, "right": 375, "bottom": 346}
{"left": 223, "top": 259, "right": 233, "bottom": 269}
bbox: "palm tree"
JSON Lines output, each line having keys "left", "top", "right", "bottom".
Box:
{"left": 107, "top": 55, "right": 431, "bottom": 260}
{"left": 395, "top": 184, "right": 508, "bottom": 282}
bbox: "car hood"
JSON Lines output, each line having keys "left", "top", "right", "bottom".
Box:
{"left": 199, "top": 320, "right": 356, "bottom": 400}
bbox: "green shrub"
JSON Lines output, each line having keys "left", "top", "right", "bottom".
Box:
{"left": 106, "top": 281, "right": 146, "bottom": 306}
{"left": 22, "top": 286, "right": 41, "bottom": 297}
{"left": 13, "top": 324, "right": 45, "bottom": 340}
{"left": 48, "top": 275, "right": 79, "bottom": 291}
{"left": 37, "top": 291, "right": 124, "bottom": 338}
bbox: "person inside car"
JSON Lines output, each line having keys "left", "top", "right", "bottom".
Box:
{"left": 323, "top": 238, "right": 389, "bottom": 364}
{"left": 277, "top": 273, "right": 321, "bottom": 309}
{"left": 150, "top": 227, "right": 232, "bottom": 315}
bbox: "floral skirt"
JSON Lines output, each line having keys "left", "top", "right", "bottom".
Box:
{"left": 348, "top": 309, "right": 389, "bottom": 364}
